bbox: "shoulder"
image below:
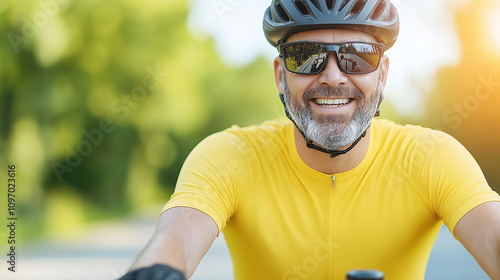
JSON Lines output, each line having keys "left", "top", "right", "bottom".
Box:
{"left": 223, "top": 118, "right": 291, "bottom": 142}
{"left": 371, "top": 118, "right": 475, "bottom": 169}
{"left": 372, "top": 118, "right": 458, "bottom": 151}
{"left": 372, "top": 118, "right": 447, "bottom": 139}
{"left": 192, "top": 118, "right": 292, "bottom": 159}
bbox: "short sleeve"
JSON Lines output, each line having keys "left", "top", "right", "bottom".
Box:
{"left": 160, "top": 129, "right": 256, "bottom": 232}
{"left": 417, "top": 130, "right": 500, "bottom": 237}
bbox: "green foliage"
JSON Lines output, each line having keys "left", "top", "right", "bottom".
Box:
{"left": 0, "top": 0, "right": 280, "bottom": 236}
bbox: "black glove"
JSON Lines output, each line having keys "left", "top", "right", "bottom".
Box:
{"left": 118, "top": 264, "right": 186, "bottom": 280}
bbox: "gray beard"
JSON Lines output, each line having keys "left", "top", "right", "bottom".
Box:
{"left": 282, "top": 73, "right": 380, "bottom": 151}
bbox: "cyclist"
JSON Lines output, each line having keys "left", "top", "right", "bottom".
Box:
{"left": 120, "top": 0, "right": 500, "bottom": 279}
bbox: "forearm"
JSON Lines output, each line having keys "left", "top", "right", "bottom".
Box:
{"left": 485, "top": 231, "right": 500, "bottom": 279}
{"left": 130, "top": 232, "right": 188, "bottom": 275}
{"left": 482, "top": 245, "right": 500, "bottom": 279}
{"left": 128, "top": 207, "right": 218, "bottom": 279}
{"left": 477, "top": 220, "right": 500, "bottom": 279}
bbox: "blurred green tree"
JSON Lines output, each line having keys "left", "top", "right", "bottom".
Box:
{"left": 0, "top": 0, "right": 280, "bottom": 237}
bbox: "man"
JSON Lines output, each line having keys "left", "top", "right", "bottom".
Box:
{"left": 311, "top": 58, "right": 321, "bottom": 73}
{"left": 120, "top": 0, "right": 500, "bottom": 279}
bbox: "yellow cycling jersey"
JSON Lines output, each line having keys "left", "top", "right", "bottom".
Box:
{"left": 162, "top": 118, "right": 500, "bottom": 280}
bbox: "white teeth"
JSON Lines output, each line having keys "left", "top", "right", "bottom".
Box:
{"left": 315, "top": 98, "right": 351, "bottom": 107}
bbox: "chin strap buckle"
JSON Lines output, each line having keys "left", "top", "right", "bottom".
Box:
{"left": 279, "top": 92, "right": 368, "bottom": 159}
{"left": 305, "top": 130, "right": 367, "bottom": 158}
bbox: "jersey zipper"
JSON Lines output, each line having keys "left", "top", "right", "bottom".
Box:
{"left": 330, "top": 174, "right": 336, "bottom": 278}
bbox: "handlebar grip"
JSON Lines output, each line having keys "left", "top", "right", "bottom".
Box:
{"left": 346, "top": 269, "right": 384, "bottom": 280}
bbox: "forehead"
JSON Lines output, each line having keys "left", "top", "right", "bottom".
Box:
{"left": 287, "top": 29, "right": 378, "bottom": 43}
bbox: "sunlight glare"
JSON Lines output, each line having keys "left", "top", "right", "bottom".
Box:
{"left": 486, "top": 3, "right": 500, "bottom": 52}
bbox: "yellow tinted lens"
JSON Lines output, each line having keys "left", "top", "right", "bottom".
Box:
{"left": 284, "top": 43, "right": 326, "bottom": 74}
{"left": 338, "top": 43, "right": 381, "bottom": 73}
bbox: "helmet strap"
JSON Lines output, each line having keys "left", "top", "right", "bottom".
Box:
{"left": 279, "top": 93, "right": 367, "bottom": 159}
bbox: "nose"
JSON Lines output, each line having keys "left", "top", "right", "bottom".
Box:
{"left": 317, "top": 52, "right": 348, "bottom": 87}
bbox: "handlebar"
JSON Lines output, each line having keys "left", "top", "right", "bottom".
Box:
{"left": 347, "top": 269, "right": 384, "bottom": 279}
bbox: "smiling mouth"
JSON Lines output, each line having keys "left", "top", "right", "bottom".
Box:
{"left": 313, "top": 98, "right": 353, "bottom": 108}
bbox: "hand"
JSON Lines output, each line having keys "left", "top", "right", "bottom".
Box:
{"left": 118, "top": 264, "right": 186, "bottom": 280}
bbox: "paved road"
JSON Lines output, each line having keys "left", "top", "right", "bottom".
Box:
{"left": 0, "top": 205, "right": 489, "bottom": 280}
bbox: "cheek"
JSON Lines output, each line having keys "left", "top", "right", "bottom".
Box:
{"left": 351, "top": 74, "right": 380, "bottom": 96}
{"left": 286, "top": 74, "right": 316, "bottom": 96}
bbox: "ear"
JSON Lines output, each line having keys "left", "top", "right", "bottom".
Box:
{"left": 378, "top": 55, "right": 390, "bottom": 106}
{"left": 378, "top": 55, "right": 390, "bottom": 94}
{"left": 274, "top": 56, "right": 284, "bottom": 93}
{"left": 374, "top": 55, "right": 389, "bottom": 116}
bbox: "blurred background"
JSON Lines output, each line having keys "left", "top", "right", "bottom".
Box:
{"left": 0, "top": 0, "right": 499, "bottom": 279}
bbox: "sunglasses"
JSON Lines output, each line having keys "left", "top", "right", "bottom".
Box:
{"left": 277, "top": 41, "right": 385, "bottom": 75}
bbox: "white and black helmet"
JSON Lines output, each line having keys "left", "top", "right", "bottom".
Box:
{"left": 263, "top": 0, "right": 400, "bottom": 49}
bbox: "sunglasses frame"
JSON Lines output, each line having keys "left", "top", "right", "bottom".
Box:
{"left": 277, "top": 41, "right": 386, "bottom": 75}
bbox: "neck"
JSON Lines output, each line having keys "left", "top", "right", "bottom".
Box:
{"left": 293, "top": 126, "right": 371, "bottom": 174}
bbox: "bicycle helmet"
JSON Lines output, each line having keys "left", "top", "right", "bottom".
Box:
{"left": 263, "top": 0, "right": 400, "bottom": 49}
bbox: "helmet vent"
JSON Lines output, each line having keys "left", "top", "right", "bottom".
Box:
{"left": 370, "top": 0, "right": 386, "bottom": 20}
{"left": 325, "top": 0, "right": 334, "bottom": 11}
{"left": 386, "top": 4, "right": 398, "bottom": 21}
{"left": 338, "top": 0, "right": 349, "bottom": 12}
{"left": 310, "top": 0, "right": 322, "bottom": 11}
{"left": 294, "top": 0, "right": 314, "bottom": 19}
{"left": 275, "top": 3, "right": 291, "bottom": 22}
{"left": 346, "top": 0, "right": 366, "bottom": 19}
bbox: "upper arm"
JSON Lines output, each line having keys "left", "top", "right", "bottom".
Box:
{"left": 163, "top": 131, "right": 257, "bottom": 231}
{"left": 455, "top": 201, "right": 500, "bottom": 279}
{"left": 411, "top": 130, "right": 499, "bottom": 231}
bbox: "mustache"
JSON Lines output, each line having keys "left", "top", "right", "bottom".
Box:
{"left": 302, "top": 85, "right": 365, "bottom": 102}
